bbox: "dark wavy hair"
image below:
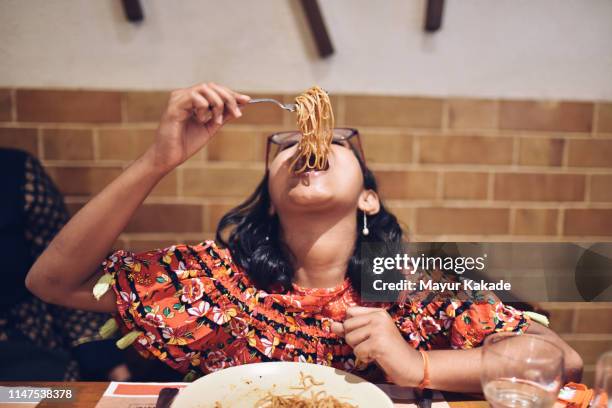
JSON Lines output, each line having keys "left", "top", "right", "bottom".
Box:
{"left": 216, "top": 155, "right": 404, "bottom": 293}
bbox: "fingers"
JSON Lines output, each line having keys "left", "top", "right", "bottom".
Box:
{"left": 344, "top": 325, "right": 371, "bottom": 348}
{"left": 338, "top": 315, "right": 374, "bottom": 347}
{"left": 353, "top": 341, "right": 375, "bottom": 364}
{"left": 334, "top": 308, "right": 398, "bottom": 368}
{"left": 336, "top": 307, "right": 391, "bottom": 343}
{"left": 209, "top": 83, "right": 242, "bottom": 118}
{"left": 334, "top": 318, "right": 374, "bottom": 362}
{"left": 331, "top": 321, "right": 345, "bottom": 336}
{"left": 346, "top": 306, "right": 385, "bottom": 318}
{"left": 190, "top": 91, "right": 212, "bottom": 124}
{"left": 165, "top": 85, "right": 217, "bottom": 124}
{"left": 231, "top": 89, "right": 251, "bottom": 105}
{"left": 236, "top": 93, "right": 251, "bottom": 104}
{"left": 196, "top": 84, "right": 225, "bottom": 125}
{"left": 165, "top": 90, "right": 196, "bottom": 121}
{"left": 223, "top": 86, "right": 251, "bottom": 105}
{"left": 342, "top": 314, "right": 373, "bottom": 333}
{"left": 165, "top": 83, "right": 250, "bottom": 127}
{"left": 334, "top": 308, "right": 386, "bottom": 338}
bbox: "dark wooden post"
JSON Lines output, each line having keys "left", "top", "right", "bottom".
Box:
{"left": 299, "top": 0, "right": 335, "bottom": 58}
{"left": 121, "top": 0, "right": 144, "bottom": 23}
{"left": 424, "top": 0, "right": 444, "bottom": 32}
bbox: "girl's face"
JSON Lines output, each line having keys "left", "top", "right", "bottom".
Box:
{"left": 268, "top": 141, "right": 365, "bottom": 214}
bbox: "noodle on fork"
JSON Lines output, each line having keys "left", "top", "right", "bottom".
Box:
{"left": 290, "top": 86, "right": 335, "bottom": 174}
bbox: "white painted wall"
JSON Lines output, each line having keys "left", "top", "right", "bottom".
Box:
{"left": 1, "top": 0, "right": 611, "bottom": 100}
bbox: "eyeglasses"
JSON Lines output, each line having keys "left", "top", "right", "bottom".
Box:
{"left": 265, "top": 128, "right": 365, "bottom": 171}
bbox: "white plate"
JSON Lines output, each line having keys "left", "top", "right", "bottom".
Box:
{"left": 172, "top": 362, "right": 393, "bottom": 408}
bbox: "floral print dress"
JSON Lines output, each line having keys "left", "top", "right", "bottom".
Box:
{"left": 99, "top": 240, "right": 530, "bottom": 380}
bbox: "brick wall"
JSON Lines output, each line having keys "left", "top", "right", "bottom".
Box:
{"left": 1, "top": 88, "right": 611, "bottom": 384}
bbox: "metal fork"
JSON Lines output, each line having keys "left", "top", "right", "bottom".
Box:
{"left": 247, "top": 98, "right": 297, "bottom": 112}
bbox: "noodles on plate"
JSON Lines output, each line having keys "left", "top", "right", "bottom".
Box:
{"left": 213, "top": 371, "right": 357, "bottom": 408}
{"left": 253, "top": 372, "right": 356, "bottom": 408}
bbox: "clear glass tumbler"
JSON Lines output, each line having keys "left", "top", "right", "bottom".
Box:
{"left": 481, "top": 332, "right": 564, "bottom": 408}
{"left": 592, "top": 351, "right": 612, "bottom": 408}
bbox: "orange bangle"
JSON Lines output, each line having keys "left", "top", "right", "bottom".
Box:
{"left": 418, "top": 350, "right": 431, "bottom": 389}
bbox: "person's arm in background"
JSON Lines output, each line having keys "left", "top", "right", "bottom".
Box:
{"left": 26, "top": 83, "right": 250, "bottom": 313}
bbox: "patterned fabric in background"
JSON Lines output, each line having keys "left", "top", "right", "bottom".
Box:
{"left": 0, "top": 149, "right": 112, "bottom": 380}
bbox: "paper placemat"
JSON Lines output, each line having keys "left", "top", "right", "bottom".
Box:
{"left": 95, "top": 382, "right": 187, "bottom": 408}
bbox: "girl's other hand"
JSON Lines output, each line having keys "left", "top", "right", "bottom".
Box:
{"left": 146, "top": 83, "right": 251, "bottom": 174}
{"left": 331, "top": 306, "right": 422, "bottom": 386}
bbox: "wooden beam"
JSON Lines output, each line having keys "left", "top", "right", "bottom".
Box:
{"left": 299, "top": 0, "right": 334, "bottom": 58}
{"left": 121, "top": 0, "right": 144, "bottom": 23}
{"left": 424, "top": 0, "right": 444, "bottom": 32}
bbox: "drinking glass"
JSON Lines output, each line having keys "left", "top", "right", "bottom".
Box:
{"left": 481, "top": 332, "right": 564, "bottom": 408}
{"left": 592, "top": 351, "right": 612, "bottom": 408}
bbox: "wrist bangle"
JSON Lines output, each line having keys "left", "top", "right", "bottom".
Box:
{"left": 418, "top": 349, "right": 431, "bottom": 389}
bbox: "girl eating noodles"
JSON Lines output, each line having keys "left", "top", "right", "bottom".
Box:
{"left": 25, "top": 82, "right": 583, "bottom": 392}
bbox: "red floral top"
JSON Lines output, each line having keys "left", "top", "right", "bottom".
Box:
{"left": 100, "top": 241, "right": 530, "bottom": 379}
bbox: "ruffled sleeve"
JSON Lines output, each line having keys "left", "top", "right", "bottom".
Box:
{"left": 447, "top": 292, "right": 530, "bottom": 349}
{"left": 94, "top": 241, "right": 242, "bottom": 375}
{"left": 391, "top": 289, "right": 531, "bottom": 351}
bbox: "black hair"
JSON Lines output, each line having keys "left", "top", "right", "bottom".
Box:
{"left": 216, "top": 155, "right": 404, "bottom": 293}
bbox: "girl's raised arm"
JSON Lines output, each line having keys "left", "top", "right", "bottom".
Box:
{"left": 25, "top": 83, "right": 250, "bottom": 312}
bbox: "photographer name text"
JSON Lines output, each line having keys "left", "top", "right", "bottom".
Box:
{"left": 372, "top": 279, "right": 511, "bottom": 292}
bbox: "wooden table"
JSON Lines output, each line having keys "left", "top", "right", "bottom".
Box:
{"left": 0, "top": 382, "right": 489, "bottom": 408}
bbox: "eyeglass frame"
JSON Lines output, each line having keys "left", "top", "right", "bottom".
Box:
{"left": 264, "top": 128, "right": 366, "bottom": 171}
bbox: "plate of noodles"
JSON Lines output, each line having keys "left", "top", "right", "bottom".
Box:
{"left": 171, "top": 362, "right": 394, "bottom": 408}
